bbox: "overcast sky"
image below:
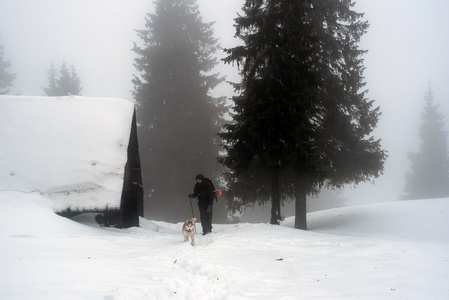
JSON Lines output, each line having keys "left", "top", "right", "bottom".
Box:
{"left": 1, "top": 0, "right": 448, "bottom": 205}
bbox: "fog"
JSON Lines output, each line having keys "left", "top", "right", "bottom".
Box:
{"left": 1, "top": 0, "right": 448, "bottom": 207}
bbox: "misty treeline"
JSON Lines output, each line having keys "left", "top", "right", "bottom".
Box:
{"left": 402, "top": 85, "right": 449, "bottom": 200}
{"left": 0, "top": 42, "right": 15, "bottom": 95}
{"left": 42, "top": 60, "right": 82, "bottom": 96}
{"left": 0, "top": 38, "right": 82, "bottom": 97}
{"left": 132, "top": 0, "right": 389, "bottom": 229}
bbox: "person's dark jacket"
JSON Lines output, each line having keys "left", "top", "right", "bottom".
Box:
{"left": 191, "top": 179, "right": 214, "bottom": 206}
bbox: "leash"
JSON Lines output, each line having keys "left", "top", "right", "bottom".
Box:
{"left": 188, "top": 196, "right": 197, "bottom": 233}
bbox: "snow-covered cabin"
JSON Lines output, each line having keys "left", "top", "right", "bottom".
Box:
{"left": 0, "top": 96, "right": 143, "bottom": 228}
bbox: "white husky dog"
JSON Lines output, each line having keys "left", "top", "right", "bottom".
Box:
{"left": 182, "top": 218, "right": 197, "bottom": 246}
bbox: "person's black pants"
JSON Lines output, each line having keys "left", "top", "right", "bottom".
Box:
{"left": 198, "top": 203, "right": 213, "bottom": 234}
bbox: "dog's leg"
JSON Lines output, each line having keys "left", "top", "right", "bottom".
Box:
{"left": 191, "top": 235, "right": 195, "bottom": 246}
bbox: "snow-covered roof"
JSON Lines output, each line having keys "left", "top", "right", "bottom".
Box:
{"left": 0, "top": 95, "right": 135, "bottom": 212}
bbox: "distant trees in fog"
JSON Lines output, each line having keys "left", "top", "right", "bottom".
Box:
{"left": 403, "top": 85, "right": 449, "bottom": 199}
{"left": 1, "top": 39, "right": 82, "bottom": 97}
{"left": 42, "top": 60, "right": 82, "bottom": 96}
{"left": 0, "top": 41, "right": 15, "bottom": 95}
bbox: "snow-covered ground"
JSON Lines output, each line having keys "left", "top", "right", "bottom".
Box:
{"left": 1, "top": 191, "right": 448, "bottom": 299}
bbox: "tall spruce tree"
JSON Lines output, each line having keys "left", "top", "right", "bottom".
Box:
{"left": 132, "top": 0, "right": 227, "bottom": 222}
{"left": 403, "top": 85, "right": 449, "bottom": 199}
{"left": 43, "top": 60, "right": 82, "bottom": 96}
{"left": 220, "top": 0, "right": 386, "bottom": 228}
{"left": 0, "top": 42, "right": 15, "bottom": 95}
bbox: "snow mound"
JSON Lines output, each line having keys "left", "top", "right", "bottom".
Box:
{"left": 0, "top": 191, "right": 99, "bottom": 238}
{"left": 302, "top": 198, "right": 449, "bottom": 243}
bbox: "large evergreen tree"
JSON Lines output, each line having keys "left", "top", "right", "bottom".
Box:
{"left": 220, "top": 0, "right": 386, "bottom": 229}
{"left": 132, "top": 0, "right": 227, "bottom": 222}
{"left": 43, "top": 60, "right": 82, "bottom": 96}
{"left": 0, "top": 42, "right": 15, "bottom": 95}
{"left": 403, "top": 85, "right": 449, "bottom": 199}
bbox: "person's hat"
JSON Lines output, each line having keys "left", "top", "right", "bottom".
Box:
{"left": 195, "top": 174, "right": 205, "bottom": 181}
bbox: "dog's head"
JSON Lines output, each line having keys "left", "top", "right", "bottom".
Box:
{"left": 184, "top": 218, "right": 197, "bottom": 232}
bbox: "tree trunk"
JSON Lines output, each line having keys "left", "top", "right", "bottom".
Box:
{"left": 270, "top": 167, "right": 281, "bottom": 225}
{"left": 294, "top": 180, "right": 307, "bottom": 230}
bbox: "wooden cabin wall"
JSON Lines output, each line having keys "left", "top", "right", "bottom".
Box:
{"left": 120, "top": 109, "right": 144, "bottom": 228}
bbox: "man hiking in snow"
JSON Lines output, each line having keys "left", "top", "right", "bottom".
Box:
{"left": 188, "top": 174, "right": 214, "bottom": 235}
